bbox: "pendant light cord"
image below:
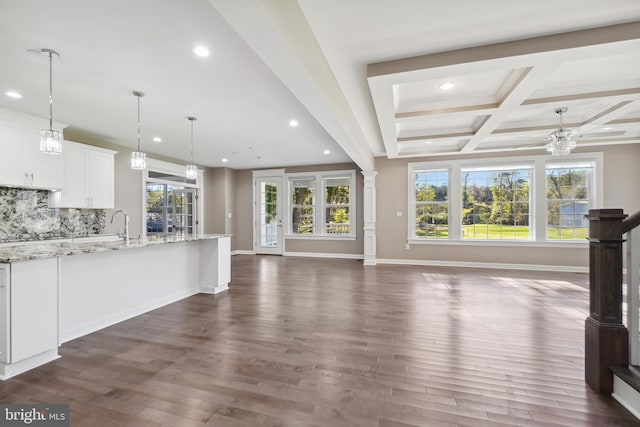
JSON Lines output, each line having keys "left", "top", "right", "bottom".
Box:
{"left": 188, "top": 116, "right": 197, "bottom": 165}
{"left": 137, "top": 96, "right": 141, "bottom": 152}
{"left": 48, "top": 51, "right": 53, "bottom": 130}
{"left": 190, "top": 119, "right": 194, "bottom": 163}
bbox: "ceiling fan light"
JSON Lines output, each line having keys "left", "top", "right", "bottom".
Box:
{"left": 545, "top": 107, "right": 577, "bottom": 156}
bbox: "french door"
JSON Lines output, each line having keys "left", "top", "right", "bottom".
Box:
{"left": 172, "top": 189, "right": 197, "bottom": 236}
{"left": 254, "top": 176, "right": 283, "bottom": 255}
{"left": 146, "top": 184, "right": 197, "bottom": 237}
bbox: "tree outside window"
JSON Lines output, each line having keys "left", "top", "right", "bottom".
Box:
{"left": 546, "top": 162, "right": 592, "bottom": 240}
{"left": 461, "top": 167, "right": 531, "bottom": 240}
{"left": 414, "top": 169, "right": 449, "bottom": 238}
{"left": 324, "top": 177, "right": 350, "bottom": 234}
{"left": 291, "top": 178, "right": 314, "bottom": 234}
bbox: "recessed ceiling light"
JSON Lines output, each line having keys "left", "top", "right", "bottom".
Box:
{"left": 192, "top": 45, "right": 210, "bottom": 57}
{"left": 289, "top": 119, "right": 299, "bottom": 127}
{"left": 602, "top": 126, "right": 612, "bottom": 130}
{"left": 5, "top": 90, "right": 22, "bottom": 99}
{"left": 323, "top": 149, "right": 331, "bottom": 155}
{"left": 425, "top": 140, "right": 432, "bottom": 144}
{"left": 152, "top": 136, "right": 162, "bottom": 143}
{"left": 437, "top": 81, "right": 456, "bottom": 91}
{"left": 221, "top": 158, "right": 228, "bottom": 163}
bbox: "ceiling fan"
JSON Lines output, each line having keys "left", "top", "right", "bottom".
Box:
{"left": 544, "top": 107, "right": 577, "bottom": 156}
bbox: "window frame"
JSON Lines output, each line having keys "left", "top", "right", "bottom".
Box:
{"left": 460, "top": 163, "right": 534, "bottom": 241}
{"left": 407, "top": 153, "right": 602, "bottom": 246}
{"left": 545, "top": 159, "right": 598, "bottom": 242}
{"left": 409, "top": 165, "right": 451, "bottom": 240}
{"left": 286, "top": 169, "right": 357, "bottom": 240}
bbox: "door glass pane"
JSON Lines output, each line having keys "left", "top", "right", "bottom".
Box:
{"left": 173, "top": 190, "right": 196, "bottom": 237}
{"left": 146, "top": 184, "right": 166, "bottom": 235}
{"left": 260, "top": 181, "right": 278, "bottom": 247}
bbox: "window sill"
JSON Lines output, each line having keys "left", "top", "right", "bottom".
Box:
{"left": 286, "top": 234, "right": 356, "bottom": 241}
{"left": 407, "top": 238, "right": 588, "bottom": 248}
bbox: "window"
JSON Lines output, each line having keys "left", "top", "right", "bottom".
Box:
{"left": 287, "top": 170, "right": 356, "bottom": 238}
{"left": 291, "top": 178, "right": 315, "bottom": 234}
{"left": 324, "top": 177, "right": 351, "bottom": 234}
{"left": 143, "top": 158, "right": 201, "bottom": 238}
{"left": 408, "top": 154, "right": 601, "bottom": 245}
{"left": 461, "top": 165, "right": 531, "bottom": 240}
{"left": 546, "top": 161, "right": 594, "bottom": 241}
{"left": 412, "top": 169, "right": 449, "bottom": 238}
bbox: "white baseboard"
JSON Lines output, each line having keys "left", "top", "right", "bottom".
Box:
{"left": 200, "top": 283, "right": 229, "bottom": 294}
{"left": 0, "top": 349, "right": 59, "bottom": 380}
{"left": 60, "top": 289, "right": 199, "bottom": 344}
{"left": 283, "top": 251, "right": 364, "bottom": 260}
{"left": 375, "top": 258, "right": 588, "bottom": 273}
{"left": 232, "top": 250, "right": 254, "bottom": 256}
{"left": 613, "top": 375, "right": 640, "bottom": 421}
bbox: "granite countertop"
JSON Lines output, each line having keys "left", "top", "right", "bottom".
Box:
{"left": 0, "top": 234, "right": 231, "bottom": 263}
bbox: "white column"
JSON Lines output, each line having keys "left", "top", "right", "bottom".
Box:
{"left": 362, "top": 171, "right": 377, "bottom": 265}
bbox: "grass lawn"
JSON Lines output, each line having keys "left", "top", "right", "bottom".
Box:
{"left": 462, "top": 224, "right": 530, "bottom": 239}
{"left": 416, "top": 224, "right": 587, "bottom": 241}
{"left": 547, "top": 227, "right": 588, "bottom": 241}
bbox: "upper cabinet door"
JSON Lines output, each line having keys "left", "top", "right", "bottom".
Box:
{"left": 0, "top": 124, "right": 29, "bottom": 187}
{"left": 88, "top": 151, "right": 114, "bottom": 209}
{"left": 0, "top": 109, "right": 63, "bottom": 190}
{"left": 25, "top": 138, "right": 62, "bottom": 190}
{"left": 54, "top": 144, "right": 88, "bottom": 208}
{"left": 49, "top": 141, "right": 117, "bottom": 209}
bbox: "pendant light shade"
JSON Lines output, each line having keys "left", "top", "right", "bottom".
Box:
{"left": 186, "top": 116, "right": 198, "bottom": 180}
{"left": 40, "top": 49, "right": 62, "bottom": 155}
{"left": 131, "top": 91, "right": 146, "bottom": 170}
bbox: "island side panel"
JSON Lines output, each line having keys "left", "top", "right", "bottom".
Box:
{"left": 59, "top": 242, "right": 201, "bottom": 343}
{"left": 199, "top": 236, "right": 231, "bottom": 294}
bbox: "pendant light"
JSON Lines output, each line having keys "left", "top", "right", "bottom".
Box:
{"left": 40, "top": 49, "right": 62, "bottom": 155}
{"left": 185, "top": 116, "right": 198, "bottom": 179}
{"left": 131, "top": 91, "right": 146, "bottom": 170}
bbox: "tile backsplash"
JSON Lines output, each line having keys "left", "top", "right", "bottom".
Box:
{"left": 0, "top": 187, "right": 105, "bottom": 241}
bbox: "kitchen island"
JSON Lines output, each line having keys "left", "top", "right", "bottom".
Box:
{"left": 0, "top": 234, "right": 231, "bottom": 379}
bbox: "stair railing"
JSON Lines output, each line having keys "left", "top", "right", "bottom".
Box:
{"left": 625, "top": 211, "right": 640, "bottom": 367}
{"left": 585, "top": 209, "right": 640, "bottom": 394}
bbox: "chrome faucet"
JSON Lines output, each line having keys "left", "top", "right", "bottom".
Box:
{"left": 110, "top": 209, "right": 130, "bottom": 244}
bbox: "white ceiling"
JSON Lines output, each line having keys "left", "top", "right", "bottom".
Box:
{"left": 1, "top": 0, "right": 639, "bottom": 171}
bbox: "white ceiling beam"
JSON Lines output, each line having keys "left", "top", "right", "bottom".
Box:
{"left": 208, "top": 0, "right": 375, "bottom": 171}
{"left": 460, "top": 64, "right": 559, "bottom": 153}
{"left": 395, "top": 103, "right": 498, "bottom": 120}
{"left": 523, "top": 87, "right": 640, "bottom": 106}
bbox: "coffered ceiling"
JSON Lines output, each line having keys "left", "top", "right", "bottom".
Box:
{"left": 368, "top": 23, "right": 640, "bottom": 158}
{"left": 0, "top": 0, "right": 639, "bottom": 171}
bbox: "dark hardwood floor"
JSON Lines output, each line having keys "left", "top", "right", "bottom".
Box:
{"left": 1, "top": 255, "right": 638, "bottom": 426}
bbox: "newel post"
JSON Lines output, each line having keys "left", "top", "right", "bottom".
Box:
{"left": 585, "top": 208, "right": 628, "bottom": 394}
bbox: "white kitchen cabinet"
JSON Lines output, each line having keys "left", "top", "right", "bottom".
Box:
{"left": 9, "top": 259, "right": 58, "bottom": 363}
{"left": 0, "top": 260, "right": 58, "bottom": 372}
{"left": 0, "top": 259, "right": 59, "bottom": 379}
{"left": 0, "top": 113, "right": 62, "bottom": 190}
{"left": 49, "top": 141, "right": 117, "bottom": 209}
